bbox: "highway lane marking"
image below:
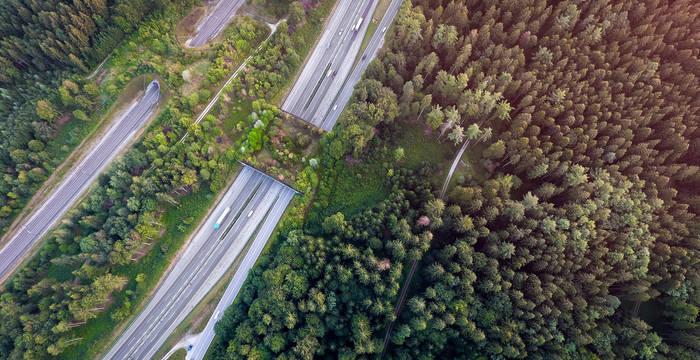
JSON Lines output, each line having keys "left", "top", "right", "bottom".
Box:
{"left": 108, "top": 168, "right": 283, "bottom": 359}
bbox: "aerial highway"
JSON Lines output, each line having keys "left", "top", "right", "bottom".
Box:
{"left": 103, "top": 164, "right": 296, "bottom": 360}
{"left": 185, "top": 165, "right": 296, "bottom": 360}
{"left": 0, "top": 80, "right": 161, "bottom": 284}
{"left": 318, "top": 0, "right": 404, "bottom": 131}
{"left": 186, "top": 0, "right": 245, "bottom": 47}
{"left": 282, "top": 0, "right": 377, "bottom": 129}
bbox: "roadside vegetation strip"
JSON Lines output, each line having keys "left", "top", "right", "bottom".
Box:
{"left": 0, "top": 80, "right": 162, "bottom": 284}
{"left": 0, "top": 74, "right": 162, "bottom": 249}
{"left": 186, "top": 175, "right": 296, "bottom": 360}
{"left": 0, "top": 5, "right": 265, "bottom": 359}
{"left": 102, "top": 166, "right": 291, "bottom": 360}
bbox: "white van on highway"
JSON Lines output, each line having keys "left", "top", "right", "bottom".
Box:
{"left": 382, "top": 26, "right": 387, "bottom": 33}
{"left": 333, "top": 104, "right": 338, "bottom": 111}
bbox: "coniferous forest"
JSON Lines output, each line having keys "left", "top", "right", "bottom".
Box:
{"left": 212, "top": 0, "right": 699, "bottom": 359}
{"left": 0, "top": 0, "right": 697, "bottom": 359}
{"left": 0, "top": 0, "right": 164, "bottom": 235}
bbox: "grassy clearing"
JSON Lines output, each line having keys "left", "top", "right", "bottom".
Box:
{"left": 312, "top": 157, "right": 390, "bottom": 221}
{"left": 221, "top": 98, "right": 253, "bottom": 138}
{"left": 391, "top": 122, "right": 457, "bottom": 186}
{"left": 58, "top": 188, "right": 217, "bottom": 360}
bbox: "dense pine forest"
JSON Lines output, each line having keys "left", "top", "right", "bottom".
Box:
{"left": 0, "top": 0, "right": 329, "bottom": 358}
{"left": 213, "top": 0, "right": 699, "bottom": 359}
{"left": 0, "top": 0, "right": 697, "bottom": 359}
{"left": 0, "top": 0, "right": 175, "bottom": 235}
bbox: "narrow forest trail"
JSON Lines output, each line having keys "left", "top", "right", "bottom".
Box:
{"left": 179, "top": 22, "right": 281, "bottom": 142}
{"left": 381, "top": 137, "right": 474, "bottom": 356}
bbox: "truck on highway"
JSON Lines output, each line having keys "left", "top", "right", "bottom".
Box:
{"left": 353, "top": 18, "right": 363, "bottom": 31}
{"left": 214, "top": 207, "right": 231, "bottom": 229}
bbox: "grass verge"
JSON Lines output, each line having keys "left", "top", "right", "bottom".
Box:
{"left": 351, "top": 0, "right": 392, "bottom": 67}
{"left": 168, "top": 348, "right": 187, "bottom": 360}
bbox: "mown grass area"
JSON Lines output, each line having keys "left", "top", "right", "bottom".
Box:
{"left": 168, "top": 348, "right": 187, "bottom": 360}
{"left": 59, "top": 188, "right": 216, "bottom": 360}
{"left": 391, "top": 122, "right": 457, "bottom": 186}
{"left": 221, "top": 98, "right": 253, "bottom": 139}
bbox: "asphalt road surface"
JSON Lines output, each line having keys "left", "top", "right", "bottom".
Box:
{"left": 186, "top": 165, "right": 296, "bottom": 360}
{"left": 318, "top": 0, "right": 404, "bottom": 131}
{"left": 0, "top": 81, "right": 161, "bottom": 284}
{"left": 186, "top": 0, "right": 245, "bottom": 47}
{"left": 103, "top": 164, "right": 296, "bottom": 360}
{"left": 282, "top": 0, "right": 377, "bottom": 129}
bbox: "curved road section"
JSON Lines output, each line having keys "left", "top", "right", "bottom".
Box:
{"left": 186, "top": 0, "right": 245, "bottom": 47}
{"left": 103, "top": 164, "right": 296, "bottom": 360}
{"left": 0, "top": 81, "right": 161, "bottom": 284}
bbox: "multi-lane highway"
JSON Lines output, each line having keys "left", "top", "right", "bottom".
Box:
{"left": 103, "top": 164, "right": 296, "bottom": 360}
{"left": 318, "top": 0, "right": 404, "bottom": 131}
{"left": 282, "top": 0, "right": 377, "bottom": 129}
{"left": 185, "top": 165, "right": 294, "bottom": 360}
{"left": 186, "top": 0, "right": 245, "bottom": 47}
{"left": 0, "top": 81, "right": 161, "bottom": 284}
